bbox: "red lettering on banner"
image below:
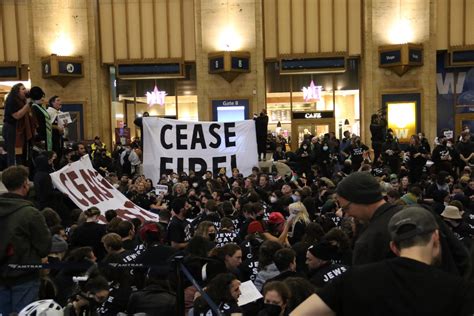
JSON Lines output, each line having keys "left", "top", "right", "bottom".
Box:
{"left": 60, "top": 173, "right": 88, "bottom": 206}
{"left": 116, "top": 208, "right": 145, "bottom": 223}
{"left": 67, "top": 171, "right": 98, "bottom": 205}
{"left": 80, "top": 169, "right": 110, "bottom": 202}
{"left": 87, "top": 170, "right": 114, "bottom": 198}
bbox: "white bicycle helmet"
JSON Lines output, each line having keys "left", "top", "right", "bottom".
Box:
{"left": 19, "top": 300, "right": 63, "bottom": 316}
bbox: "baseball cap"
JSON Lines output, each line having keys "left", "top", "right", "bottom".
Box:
{"left": 388, "top": 206, "right": 438, "bottom": 243}
{"left": 268, "top": 212, "right": 285, "bottom": 224}
{"left": 247, "top": 220, "right": 264, "bottom": 234}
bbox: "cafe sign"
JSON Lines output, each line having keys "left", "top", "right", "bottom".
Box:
{"left": 292, "top": 111, "right": 334, "bottom": 120}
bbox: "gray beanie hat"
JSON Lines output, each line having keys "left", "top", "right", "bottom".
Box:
{"left": 336, "top": 172, "right": 384, "bottom": 204}
{"left": 50, "top": 234, "right": 68, "bottom": 253}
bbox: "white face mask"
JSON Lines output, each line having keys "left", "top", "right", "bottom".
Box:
{"left": 303, "top": 146, "right": 308, "bottom": 150}
{"left": 172, "top": 178, "right": 178, "bottom": 184}
{"left": 270, "top": 196, "right": 277, "bottom": 203}
{"left": 323, "top": 145, "right": 329, "bottom": 151}
{"left": 292, "top": 194, "right": 301, "bottom": 202}
{"left": 192, "top": 182, "right": 199, "bottom": 188}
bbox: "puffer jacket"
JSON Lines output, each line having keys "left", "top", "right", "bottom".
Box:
{"left": 0, "top": 193, "right": 51, "bottom": 286}
{"left": 254, "top": 262, "right": 279, "bottom": 291}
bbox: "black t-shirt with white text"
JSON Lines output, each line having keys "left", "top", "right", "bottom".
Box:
{"left": 318, "top": 257, "right": 474, "bottom": 316}
{"left": 167, "top": 216, "right": 192, "bottom": 244}
{"left": 309, "top": 262, "right": 348, "bottom": 289}
{"left": 215, "top": 230, "right": 240, "bottom": 248}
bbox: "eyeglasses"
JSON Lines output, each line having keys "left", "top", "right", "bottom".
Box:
{"left": 340, "top": 201, "right": 352, "bottom": 212}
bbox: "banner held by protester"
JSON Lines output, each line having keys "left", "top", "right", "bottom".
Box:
{"left": 50, "top": 155, "right": 159, "bottom": 222}
{"left": 143, "top": 117, "right": 258, "bottom": 184}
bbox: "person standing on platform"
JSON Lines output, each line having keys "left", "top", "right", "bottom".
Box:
{"left": 255, "top": 109, "right": 269, "bottom": 161}
{"left": 30, "top": 87, "right": 52, "bottom": 153}
{"left": 2, "top": 83, "right": 36, "bottom": 166}
{"left": 47, "top": 96, "right": 65, "bottom": 168}
{"left": 370, "top": 113, "right": 385, "bottom": 163}
{"left": 134, "top": 111, "right": 149, "bottom": 147}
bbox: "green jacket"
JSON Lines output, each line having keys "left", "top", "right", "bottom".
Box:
{"left": 0, "top": 193, "right": 51, "bottom": 286}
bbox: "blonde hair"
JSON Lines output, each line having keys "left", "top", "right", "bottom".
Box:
{"left": 173, "top": 182, "right": 187, "bottom": 196}
{"left": 288, "top": 201, "right": 311, "bottom": 233}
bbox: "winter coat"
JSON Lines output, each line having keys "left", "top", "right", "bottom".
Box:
{"left": 0, "top": 193, "right": 51, "bottom": 286}
{"left": 254, "top": 262, "right": 279, "bottom": 291}
{"left": 353, "top": 203, "right": 402, "bottom": 265}
{"left": 127, "top": 284, "right": 176, "bottom": 315}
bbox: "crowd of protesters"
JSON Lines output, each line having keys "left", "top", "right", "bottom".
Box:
{"left": 1, "top": 85, "right": 474, "bottom": 316}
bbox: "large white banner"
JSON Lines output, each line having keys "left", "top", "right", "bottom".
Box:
{"left": 50, "top": 155, "right": 159, "bottom": 222}
{"left": 143, "top": 118, "right": 258, "bottom": 184}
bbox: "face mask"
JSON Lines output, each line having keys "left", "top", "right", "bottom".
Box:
{"left": 323, "top": 145, "right": 329, "bottom": 151}
{"left": 208, "top": 233, "right": 216, "bottom": 241}
{"left": 263, "top": 303, "right": 282, "bottom": 316}
{"left": 270, "top": 196, "right": 278, "bottom": 203}
{"left": 292, "top": 194, "right": 300, "bottom": 202}
{"left": 447, "top": 143, "right": 452, "bottom": 148}
{"left": 192, "top": 182, "right": 198, "bottom": 188}
{"left": 303, "top": 145, "right": 308, "bottom": 150}
{"left": 172, "top": 178, "right": 178, "bottom": 184}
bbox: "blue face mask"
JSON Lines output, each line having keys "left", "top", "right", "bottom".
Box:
{"left": 292, "top": 194, "right": 300, "bottom": 202}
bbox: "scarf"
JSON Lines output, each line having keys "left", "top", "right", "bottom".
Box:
{"left": 15, "top": 105, "right": 38, "bottom": 155}
{"left": 32, "top": 103, "right": 52, "bottom": 151}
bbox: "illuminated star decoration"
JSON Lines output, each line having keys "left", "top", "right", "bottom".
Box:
{"left": 302, "top": 80, "right": 322, "bottom": 102}
{"left": 146, "top": 85, "right": 167, "bottom": 106}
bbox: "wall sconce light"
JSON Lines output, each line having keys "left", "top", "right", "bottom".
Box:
{"left": 0, "top": 62, "right": 28, "bottom": 81}
{"left": 208, "top": 51, "right": 251, "bottom": 83}
{"left": 344, "top": 119, "right": 350, "bottom": 125}
{"left": 42, "top": 54, "right": 83, "bottom": 87}
{"left": 378, "top": 43, "right": 423, "bottom": 76}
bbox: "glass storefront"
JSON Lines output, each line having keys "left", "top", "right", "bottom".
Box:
{"left": 111, "top": 64, "right": 198, "bottom": 141}
{"left": 265, "top": 59, "right": 360, "bottom": 150}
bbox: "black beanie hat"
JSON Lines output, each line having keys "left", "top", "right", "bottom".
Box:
{"left": 336, "top": 172, "right": 383, "bottom": 204}
{"left": 29, "top": 86, "right": 45, "bottom": 101}
{"left": 307, "top": 240, "right": 338, "bottom": 261}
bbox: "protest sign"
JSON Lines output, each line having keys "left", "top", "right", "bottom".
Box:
{"left": 155, "top": 184, "right": 168, "bottom": 196}
{"left": 143, "top": 118, "right": 258, "bottom": 185}
{"left": 50, "top": 155, "right": 159, "bottom": 222}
